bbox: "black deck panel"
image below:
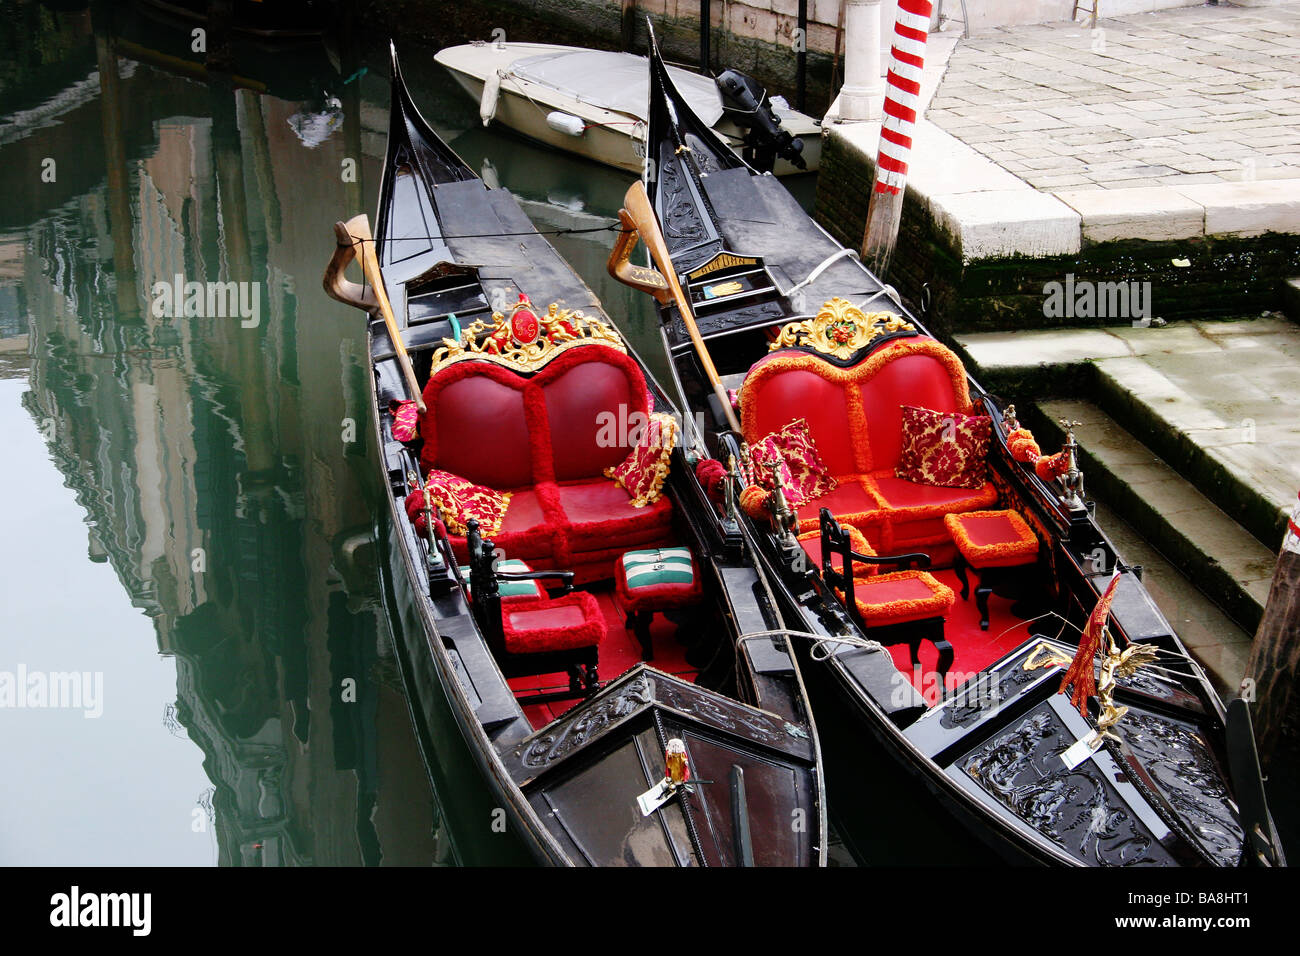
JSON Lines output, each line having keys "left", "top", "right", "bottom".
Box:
{"left": 704, "top": 171, "right": 881, "bottom": 305}
{"left": 503, "top": 666, "right": 816, "bottom": 789}
{"left": 433, "top": 182, "right": 603, "bottom": 314}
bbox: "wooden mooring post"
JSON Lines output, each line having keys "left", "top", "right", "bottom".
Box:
{"left": 861, "top": 0, "right": 932, "bottom": 278}
{"left": 1244, "top": 489, "right": 1300, "bottom": 771}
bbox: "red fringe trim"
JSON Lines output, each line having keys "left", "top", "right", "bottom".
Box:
{"left": 695, "top": 458, "right": 728, "bottom": 503}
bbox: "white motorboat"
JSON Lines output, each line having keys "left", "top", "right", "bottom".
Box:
{"left": 435, "top": 41, "right": 821, "bottom": 176}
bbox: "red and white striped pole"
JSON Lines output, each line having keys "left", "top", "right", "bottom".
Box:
{"left": 862, "top": 0, "right": 932, "bottom": 277}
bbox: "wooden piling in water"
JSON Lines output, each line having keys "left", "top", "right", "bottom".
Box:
{"left": 1245, "top": 490, "right": 1300, "bottom": 771}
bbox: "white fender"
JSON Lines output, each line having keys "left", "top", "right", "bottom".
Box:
{"left": 545, "top": 111, "right": 586, "bottom": 137}
{"left": 479, "top": 70, "right": 501, "bottom": 127}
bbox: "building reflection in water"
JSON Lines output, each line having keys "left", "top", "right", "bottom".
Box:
{"left": 5, "top": 4, "right": 453, "bottom": 865}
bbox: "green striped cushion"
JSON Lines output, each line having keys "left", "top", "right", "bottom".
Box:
{"left": 458, "top": 559, "right": 542, "bottom": 599}
{"left": 621, "top": 548, "right": 695, "bottom": 589}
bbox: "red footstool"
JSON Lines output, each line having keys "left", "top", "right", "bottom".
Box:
{"left": 943, "top": 510, "right": 1040, "bottom": 630}
{"left": 614, "top": 547, "right": 703, "bottom": 660}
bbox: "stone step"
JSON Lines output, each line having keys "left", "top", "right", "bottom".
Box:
{"left": 1086, "top": 499, "right": 1252, "bottom": 700}
{"left": 1031, "top": 399, "right": 1276, "bottom": 639}
{"left": 956, "top": 319, "right": 1300, "bottom": 551}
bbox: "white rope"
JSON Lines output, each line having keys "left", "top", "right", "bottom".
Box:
{"left": 785, "top": 248, "right": 859, "bottom": 299}
{"left": 858, "top": 283, "right": 903, "bottom": 311}
{"left": 735, "top": 628, "right": 887, "bottom": 662}
{"left": 1007, "top": 610, "right": 1215, "bottom": 688}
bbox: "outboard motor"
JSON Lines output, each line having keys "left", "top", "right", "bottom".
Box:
{"left": 715, "top": 69, "right": 806, "bottom": 173}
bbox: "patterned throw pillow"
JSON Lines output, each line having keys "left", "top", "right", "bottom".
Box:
{"left": 605, "top": 412, "right": 678, "bottom": 507}
{"left": 421, "top": 469, "right": 512, "bottom": 536}
{"left": 749, "top": 418, "right": 836, "bottom": 506}
{"left": 390, "top": 399, "right": 419, "bottom": 442}
{"left": 895, "top": 405, "right": 992, "bottom": 489}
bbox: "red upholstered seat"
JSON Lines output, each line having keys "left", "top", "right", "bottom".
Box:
{"left": 794, "top": 478, "right": 879, "bottom": 528}
{"left": 421, "top": 344, "right": 676, "bottom": 581}
{"left": 944, "top": 510, "right": 1038, "bottom": 568}
{"left": 557, "top": 480, "right": 674, "bottom": 550}
{"left": 869, "top": 473, "right": 998, "bottom": 552}
{"left": 502, "top": 591, "right": 606, "bottom": 655}
{"left": 849, "top": 570, "right": 955, "bottom": 628}
{"left": 739, "top": 337, "right": 996, "bottom": 559}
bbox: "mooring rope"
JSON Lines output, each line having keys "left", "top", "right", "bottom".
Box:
{"left": 735, "top": 628, "right": 888, "bottom": 662}
{"left": 346, "top": 225, "right": 625, "bottom": 244}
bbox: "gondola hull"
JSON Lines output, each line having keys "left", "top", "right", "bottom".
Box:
{"left": 610, "top": 31, "right": 1285, "bottom": 868}
{"left": 324, "top": 45, "right": 827, "bottom": 867}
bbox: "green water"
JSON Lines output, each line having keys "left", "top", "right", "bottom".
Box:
{"left": 0, "top": 3, "right": 825, "bottom": 866}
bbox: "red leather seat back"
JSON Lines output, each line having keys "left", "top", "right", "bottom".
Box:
{"left": 741, "top": 364, "right": 857, "bottom": 476}
{"left": 420, "top": 345, "right": 650, "bottom": 487}
{"left": 858, "top": 352, "right": 965, "bottom": 471}
{"left": 542, "top": 352, "right": 649, "bottom": 481}
{"left": 739, "top": 338, "right": 971, "bottom": 476}
{"left": 427, "top": 369, "right": 534, "bottom": 487}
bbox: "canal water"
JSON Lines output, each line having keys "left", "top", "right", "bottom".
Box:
{"left": 0, "top": 5, "right": 834, "bottom": 865}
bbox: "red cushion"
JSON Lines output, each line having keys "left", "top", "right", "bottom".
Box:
{"left": 445, "top": 485, "right": 559, "bottom": 564}
{"left": 390, "top": 399, "right": 419, "bottom": 442}
{"left": 502, "top": 591, "right": 605, "bottom": 654}
{"left": 605, "top": 412, "right": 677, "bottom": 506}
{"left": 870, "top": 475, "right": 997, "bottom": 515}
{"left": 895, "top": 405, "right": 992, "bottom": 489}
{"left": 741, "top": 361, "right": 857, "bottom": 476}
{"left": 414, "top": 469, "right": 512, "bottom": 537}
{"left": 558, "top": 480, "right": 675, "bottom": 554}
{"left": 749, "top": 418, "right": 836, "bottom": 506}
{"left": 850, "top": 570, "right": 955, "bottom": 627}
{"left": 557, "top": 479, "right": 672, "bottom": 526}
{"left": 857, "top": 354, "right": 966, "bottom": 471}
{"left": 544, "top": 354, "right": 649, "bottom": 481}
{"left": 944, "top": 510, "right": 1039, "bottom": 568}
{"left": 794, "top": 477, "right": 877, "bottom": 522}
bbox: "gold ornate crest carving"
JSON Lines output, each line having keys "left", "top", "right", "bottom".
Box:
{"left": 770, "top": 297, "right": 914, "bottom": 360}
{"left": 429, "top": 299, "right": 625, "bottom": 376}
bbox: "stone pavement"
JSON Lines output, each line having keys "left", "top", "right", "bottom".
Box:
{"left": 952, "top": 318, "right": 1300, "bottom": 692}
{"left": 927, "top": 3, "right": 1300, "bottom": 191}
{"left": 822, "top": 3, "right": 1300, "bottom": 259}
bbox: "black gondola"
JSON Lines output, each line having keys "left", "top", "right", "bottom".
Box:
{"left": 605, "top": 29, "right": 1286, "bottom": 867}
{"left": 322, "top": 44, "right": 826, "bottom": 867}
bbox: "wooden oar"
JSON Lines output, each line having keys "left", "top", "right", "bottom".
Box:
{"left": 618, "top": 180, "right": 741, "bottom": 434}
{"left": 327, "top": 213, "right": 426, "bottom": 413}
